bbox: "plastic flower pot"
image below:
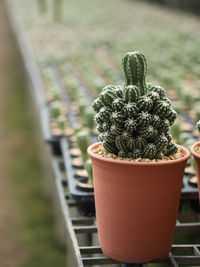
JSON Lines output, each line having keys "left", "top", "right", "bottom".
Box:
{"left": 191, "top": 141, "right": 200, "bottom": 201}
{"left": 88, "top": 142, "right": 190, "bottom": 264}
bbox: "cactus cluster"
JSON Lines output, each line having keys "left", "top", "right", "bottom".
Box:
{"left": 92, "top": 51, "right": 178, "bottom": 159}
{"left": 197, "top": 120, "right": 200, "bottom": 133}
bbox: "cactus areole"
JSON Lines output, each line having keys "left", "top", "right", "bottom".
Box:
{"left": 92, "top": 51, "right": 178, "bottom": 159}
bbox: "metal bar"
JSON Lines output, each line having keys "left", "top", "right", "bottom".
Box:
{"left": 168, "top": 252, "right": 179, "bottom": 267}
{"left": 74, "top": 225, "right": 98, "bottom": 234}
{"left": 172, "top": 244, "right": 200, "bottom": 253}
{"left": 178, "top": 213, "right": 200, "bottom": 222}
{"left": 71, "top": 218, "right": 95, "bottom": 226}
{"left": 194, "top": 246, "right": 200, "bottom": 256}
{"left": 82, "top": 256, "right": 118, "bottom": 265}
{"left": 176, "top": 222, "right": 200, "bottom": 231}
{"left": 121, "top": 264, "right": 148, "bottom": 267}
{"left": 79, "top": 246, "right": 102, "bottom": 255}
{"left": 174, "top": 255, "right": 200, "bottom": 264}
{"left": 66, "top": 199, "right": 77, "bottom": 207}
{"left": 53, "top": 158, "right": 84, "bottom": 267}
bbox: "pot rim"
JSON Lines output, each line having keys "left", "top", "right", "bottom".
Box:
{"left": 191, "top": 141, "right": 200, "bottom": 159}
{"left": 88, "top": 142, "right": 190, "bottom": 166}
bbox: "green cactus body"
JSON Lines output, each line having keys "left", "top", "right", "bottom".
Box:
{"left": 125, "top": 118, "right": 137, "bottom": 133}
{"left": 159, "top": 119, "right": 170, "bottom": 133}
{"left": 147, "top": 91, "right": 160, "bottom": 102}
{"left": 76, "top": 132, "right": 90, "bottom": 163}
{"left": 123, "top": 103, "right": 139, "bottom": 118}
{"left": 148, "top": 84, "right": 166, "bottom": 99}
{"left": 94, "top": 114, "right": 104, "bottom": 124}
{"left": 97, "top": 124, "right": 104, "bottom": 133}
{"left": 85, "top": 159, "right": 93, "bottom": 186}
{"left": 197, "top": 120, "right": 200, "bottom": 132}
{"left": 84, "top": 111, "right": 95, "bottom": 131}
{"left": 92, "top": 51, "right": 178, "bottom": 159}
{"left": 110, "top": 124, "right": 123, "bottom": 135}
{"left": 137, "top": 112, "right": 151, "bottom": 127}
{"left": 165, "top": 133, "right": 172, "bottom": 142}
{"left": 103, "top": 132, "right": 116, "bottom": 142}
{"left": 103, "top": 140, "right": 118, "bottom": 154}
{"left": 112, "top": 98, "right": 125, "bottom": 111}
{"left": 148, "top": 129, "right": 158, "bottom": 142}
{"left": 137, "top": 96, "right": 153, "bottom": 112}
{"left": 114, "top": 87, "right": 124, "bottom": 98}
{"left": 111, "top": 111, "right": 124, "bottom": 125}
{"left": 153, "top": 100, "right": 171, "bottom": 117}
{"left": 135, "top": 136, "right": 147, "bottom": 149}
{"left": 98, "top": 106, "right": 112, "bottom": 121}
{"left": 143, "top": 143, "right": 157, "bottom": 159}
{"left": 115, "top": 135, "right": 128, "bottom": 152}
{"left": 164, "top": 142, "right": 178, "bottom": 156}
{"left": 102, "top": 122, "right": 111, "bottom": 131}
{"left": 92, "top": 98, "right": 103, "bottom": 113}
{"left": 165, "top": 109, "right": 177, "bottom": 125}
{"left": 50, "top": 101, "right": 62, "bottom": 118}
{"left": 98, "top": 133, "right": 104, "bottom": 142}
{"left": 122, "top": 51, "right": 147, "bottom": 95}
{"left": 154, "top": 135, "right": 168, "bottom": 152}
{"left": 56, "top": 115, "right": 66, "bottom": 131}
{"left": 155, "top": 152, "right": 164, "bottom": 160}
{"left": 151, "top": 115, "right": 161, "bottom": 128}
{"left": 132, "top": 148, "right": 141, "bottom": 159}
{"left": 124, "top": 85, "right": 139, "bottom": 103}
{"left": 127, "top": 138, "right": 135, "bottom": 150}
{"left": 99, "top": 89, "right": 117, "bottom": 106}
{"left": 118, "top": 151, "right": 128, "bottom": 158}
{"left": 138, "top": 125, "right": 155, "bottom": 139}
{"left": 163, "top": 97, "right": 171, "bottom": 106}
{"left": 121, "top": 132, "right": 133, "bottom": 148}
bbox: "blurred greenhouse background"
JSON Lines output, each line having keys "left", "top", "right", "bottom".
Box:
{"left": 0, "top": 0, "right": 200, "bottom": 266}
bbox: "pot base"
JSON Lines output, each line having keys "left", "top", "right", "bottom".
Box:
{"left": 102, "top": 249, "right": 168, "bottom": 264}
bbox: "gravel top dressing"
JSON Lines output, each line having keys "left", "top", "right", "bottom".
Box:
{"left": 93, "top": 144, "right": 184, "bottom": 162}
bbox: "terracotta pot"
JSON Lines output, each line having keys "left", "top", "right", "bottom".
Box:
{"left": 88, "top": 142, "right": 190, "bottom": 264}
{"left": 191, "top": 141, "right": 200, "bottom": 201}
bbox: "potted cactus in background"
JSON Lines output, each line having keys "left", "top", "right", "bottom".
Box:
{"left": 87, "top": 51, "right": 190, "bottom": 264}
{"left": 75, "top": 132, "right": 94, "bottom": 191}
{"left": 191, "top": 121, "right": 200, "bottom": 201}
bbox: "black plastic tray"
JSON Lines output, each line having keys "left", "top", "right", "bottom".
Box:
{"left": 60, "top": 137, "right": 95, "bottom": 216}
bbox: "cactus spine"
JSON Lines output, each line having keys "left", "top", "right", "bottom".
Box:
{"left": 92, "top": 51, "right": 178, "bottom": 159}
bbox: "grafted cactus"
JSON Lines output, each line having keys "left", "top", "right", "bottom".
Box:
{"left": 92, "top": 51, "right": 178, "bottom": 159}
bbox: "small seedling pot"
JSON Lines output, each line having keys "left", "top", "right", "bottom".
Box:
{"left": 76, "top": 177, "right": 94, "bottom": 192}
{"left": 191, "top": 141, "right": 200, "bottom": 201}
{"left": 88, "top": 142, "right": 190, "bottom": 264}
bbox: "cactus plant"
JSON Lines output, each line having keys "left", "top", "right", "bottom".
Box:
{"left": 56, "top": 115, "right": 66, "bottom": 131}
{"left": 84, "top": 111, "right": 95, "bottom": 131}
{"left": 76, "top": 132, "right": 91, "bottom": 163}
{"left": 85, "top": 159, "right": 93, "bottom": 186}
{"left": 197, "top": 120, "right": 200, "bottom": 132}
{"left": 50, "top": 101, "right": 62, "bottom": 118}
{"left": 92, "top": 51, "right": 178, "bottom": 159}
